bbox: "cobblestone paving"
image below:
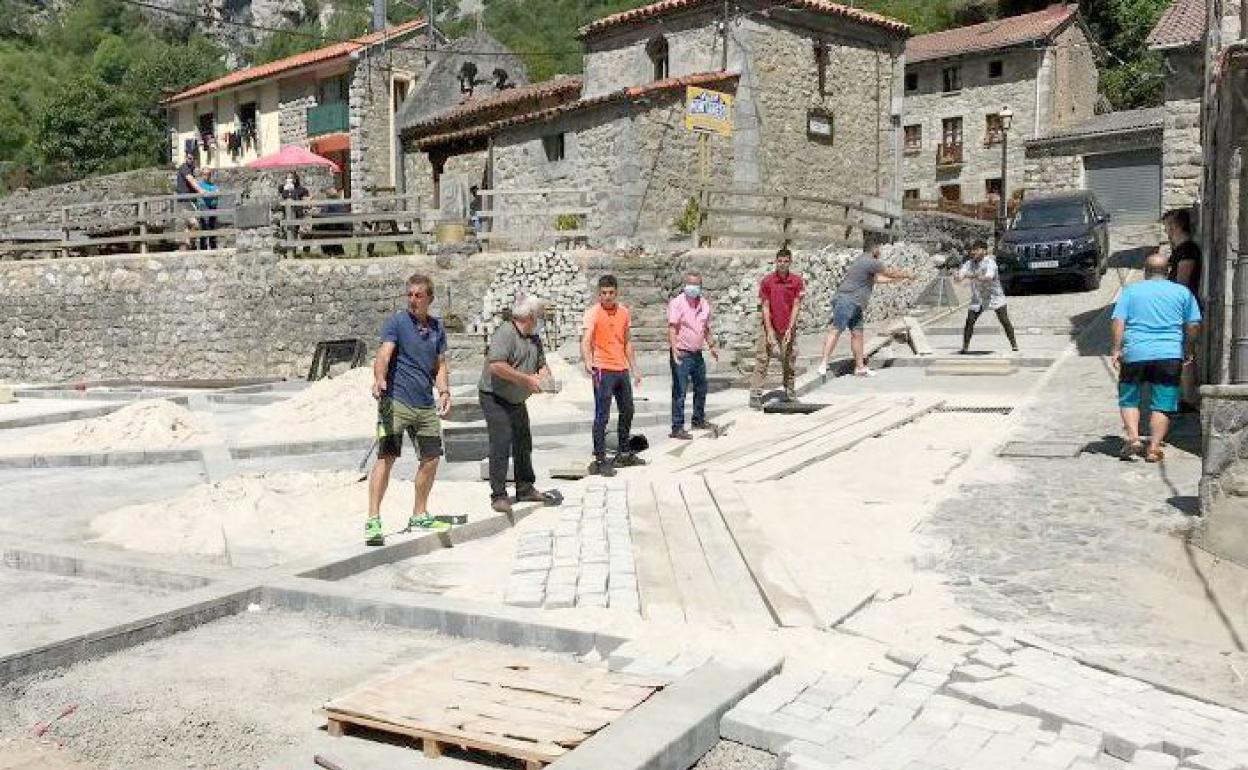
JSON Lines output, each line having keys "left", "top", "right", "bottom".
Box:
{"left": 721, "top": 625, "right": 1248, "bottom": 770}
{"left": 503, "top": 481, "right": 640, "bottom": 611}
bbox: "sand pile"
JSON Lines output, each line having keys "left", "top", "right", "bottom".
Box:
{"left": 88, "top": 471, "right": 494, "bottom": 564}
{"left": 237, "top": 367, "right": 374, "bottom": 444}
{"left": 2, "top": 399, "right": 216, "bottom": 455}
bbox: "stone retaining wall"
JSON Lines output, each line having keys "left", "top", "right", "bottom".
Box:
{"left": 1199, "top": 384, "right": 1248, "bottom": 566}
{"left": 0, "top": 242, "right": 938, "bottom": 382}
{"left": 897, "top": 210, "right": 993, "bottom": 259}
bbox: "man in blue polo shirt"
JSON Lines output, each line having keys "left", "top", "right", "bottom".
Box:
{"left": 1111, "top": 253, "right": 1202, "bottom": 464}
{"left": 365, "top": 272, "right": 453, "bottom": 546}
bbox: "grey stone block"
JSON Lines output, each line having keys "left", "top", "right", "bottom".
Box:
{"left": 953, "top": 663, "right": 1006, "bottom": 682}
{"left": 1130, "top": 750, "right": 1179, "bottom": 770}
{"left": 780, "top": 701, "right": 826, "bottom": 722}
{"left": 886, "top": 648, "right": 925, "bottom": 669}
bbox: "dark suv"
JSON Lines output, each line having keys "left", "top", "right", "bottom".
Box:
{"left": 996, "top": 191, "right": 1111, "bottom": 292}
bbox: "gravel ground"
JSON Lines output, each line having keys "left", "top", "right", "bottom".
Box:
{"left": 689, "top": 741, "right": 779, "bottom": 770}
{"left": 0, "top": 610, "right": 453, "bottom": 770}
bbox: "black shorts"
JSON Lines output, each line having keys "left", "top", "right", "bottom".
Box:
{"left": 1119, "top": 359, "right": 1182, "bottom": 387}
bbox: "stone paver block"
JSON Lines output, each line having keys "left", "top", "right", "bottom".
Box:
{"left": 819, "top": 708, "right": 867, "bottom": 730}
{"left": 513, "top": 555, "right": 553, "bottom": 573}
{"left": 954, "top": 663, "right": 1006, "bottom": 682}
{"left": 854, "top": 704, "right": 915, "bottom": 744}
{"left": 1181, "top": 753, "right": 1245, "bottom": 770}
{"left": 886, "top": 648, "right": 926, "bottom": 669}
{"left": 735, "top": 672, "right": 817, "bottom": 715}
{"left": 961, "top": 732, "right": 1035, "bottom": 770}
{"left": 1027, "top": 738, "right": 1096, "bottom": 768}
{"left": 1131, "top": 750, "right": 1180, "bottom": 770}
{"left": 576, "top": 592, "right": 606, "bottom": 608}
{"left": 837, "top": 675, "right": 898, "bottom": 713}
{"left": 722, "top": 710, "right": 834, "bottom": 754}
{"left": 782, "top": 701, "right": 827, "bottom": 722}
{"left": 937, "top": 629, "right": 983, "bottom": 646}
{"left": 907, "top": 668, "right": 949, "bottom": 688}
{"left": 968, "top": 646, "right": 1014, "bottom": 670}
{"left": 1059, "top": 724, "right": 1104, "bottom": 750}
{"left": 957, "top": 622, "right": 1003, "bottom": 637}
{"left": 925, "top": 723, "right": 993, "bottom": 769}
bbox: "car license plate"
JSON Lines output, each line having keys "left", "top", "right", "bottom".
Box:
{"left": 1030, "top": 260, "right": 1059, "bottom": 269}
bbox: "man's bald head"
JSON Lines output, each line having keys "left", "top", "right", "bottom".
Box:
{"left": 1145, "top": 253, "right": 1170, "bottom": 277}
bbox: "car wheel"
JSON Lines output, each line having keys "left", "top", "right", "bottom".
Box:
{"left": 1083, "top": 270, "right": 1101, "bottom": 291}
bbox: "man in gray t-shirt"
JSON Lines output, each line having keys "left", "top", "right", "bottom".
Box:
{"left": 818, "top": 244, "right": 914, "bottom": 377}
{"left": 478, "top": 296, "right": 553, "bottom": 512}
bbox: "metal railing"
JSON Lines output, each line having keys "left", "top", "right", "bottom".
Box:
{"left": 307, "top": 102, "right": 349, "bottom": 137}
{"left": 696, "top": 188, "right": 899, "bottom": 247}
{"left": 476, "top": 188, "right": 592, "bottom": 250}
{"left": 0, "top": 191, "right": 241, "bottom": 258}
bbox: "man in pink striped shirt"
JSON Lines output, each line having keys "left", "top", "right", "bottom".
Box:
{"left": 667, "top": 271, "right": 719, "bottom": 440}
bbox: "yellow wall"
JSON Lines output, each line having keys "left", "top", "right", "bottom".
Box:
{"left": 167, "top": 81, "right": 283, "bottom": 169}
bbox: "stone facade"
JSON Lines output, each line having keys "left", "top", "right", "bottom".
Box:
{"left": 484, "top": 9, "right": 903, "bottom": 248}
{"left": 901, "top": 24, "right": 1097, "bottom": 204}
{"left": 278, "top": 80, "right": 319, "bottom": 148}
{"left": 348, "top": 42, "right": 429, "bottom": 195}
{"left": 1199, "top": 385, "right": 1248, "bottom": 566}
{"left": 897, "top": 210, "right": 993, "bottom": 256}
{"left": 1160, "top": 49, "right": 1204, "bottom": 212}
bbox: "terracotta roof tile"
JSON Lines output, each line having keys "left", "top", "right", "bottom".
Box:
{"left": 905, "top": 4, "right": 1077, "bottom": 64}
{"left": 1146, "top": 0, "right": 1205, "bottom": 50}
{"left": 415, "top": 71, "right": 738, "bottom": 149}
{"left": 578, "top": 0, "right": 908, "bottom": 39}
{"left": 163, "top": 17, "right": 428, "bottom": 105}
{"left": 404, "top": 76, "right": 584, "bottom": 139}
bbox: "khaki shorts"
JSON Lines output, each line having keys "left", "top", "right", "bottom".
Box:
{"left": 377, "top": 398, "right": 443, "bottom": 459}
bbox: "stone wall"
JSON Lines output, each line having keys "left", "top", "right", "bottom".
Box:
{"left": 349, "top": 40, "right": 429, "bottom": 195}
{"left": 1199, "top": 385, "right": 1248, "bottom": 566}
{"left": 278, "top": 79, "right": 318, "bottom": 147}
{"left": 1161, "top": 50, "right": 1204, "bottom": 212}
{"left": 0, "top": 242, "right": 939, "bottom": 381}
{"left": 1047, "top": 21, "right": 1099, "bottom": 131}
{"left": 0, "top": 168, "right": 173, "bottom": 218}
{"left": 897, "top": 210, "right": 993, "bottom": 257}
{"left": 901, "top": 48, "right": 1040, "bottom": 204}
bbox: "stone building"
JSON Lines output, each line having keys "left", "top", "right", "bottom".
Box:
{"left": 1022, "top": 107, "right": 1164, "bottom": 225}
{"left": 1146, "top": 0, "right": 1243, "bottom": 214}
{"left": 900, "top": 4, "right": 1098, "bottom": 207}
{"left": 163, "top": 18, "right": 440, "bottom": 196}
{"left": 402, "top": 0, "right": 910, "bottom": 248}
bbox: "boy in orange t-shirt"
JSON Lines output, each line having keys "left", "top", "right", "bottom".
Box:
{"left": 581, "top": 274, "right": 642, "bottom": 476}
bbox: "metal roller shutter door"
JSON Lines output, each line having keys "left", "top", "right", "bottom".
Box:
{"left": 1083, "top": 150, "right": 1162, "bottom": 224}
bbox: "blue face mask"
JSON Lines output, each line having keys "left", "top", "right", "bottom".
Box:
{"left": 684, "top": 285, "right": 702, "bottom": 299}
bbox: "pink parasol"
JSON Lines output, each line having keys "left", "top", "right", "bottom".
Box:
{"left": 247, "top": 145, "right": 341, "bottom": 172}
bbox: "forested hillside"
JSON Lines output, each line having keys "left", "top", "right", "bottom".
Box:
{"left": 0, "top": 0, "right": 1174, "bottom": 193}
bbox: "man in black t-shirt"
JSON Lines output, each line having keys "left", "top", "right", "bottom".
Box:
{"left": 1163, "top": 208, "right": 1201, "bottom": 297}
{"left": 175, "top": 155, "right": 203, "bottom": 249}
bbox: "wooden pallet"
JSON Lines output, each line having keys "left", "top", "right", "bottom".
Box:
{"left": 322, "top": 649, "right": 664, "bottom": 768}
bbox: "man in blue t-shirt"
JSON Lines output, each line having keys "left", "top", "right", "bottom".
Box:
{"left": 1110, "top": 253, "right": 1202, "bottom": 463}
{"left": 365, "top": 273, "right": 453, "bottom": 546}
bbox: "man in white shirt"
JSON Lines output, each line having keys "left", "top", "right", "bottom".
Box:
{"left": 955, "top": 240, "right": 1018, "bottom": 354}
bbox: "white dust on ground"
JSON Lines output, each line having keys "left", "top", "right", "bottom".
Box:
{"left": 88, "top": 471, "right": 498, "bottom": 563}
{"left": 0, "top": 400, "right": 216, "bottom": 455}
{"left": 237, "top": 367, "right": 375, "bottom": 444}
{"left": 734, "top": 412, "right": 1018, "bottom": 648}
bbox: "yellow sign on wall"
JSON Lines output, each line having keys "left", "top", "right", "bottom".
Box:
{"left": 685, "top": 86, "right": 734, "bottom": 136}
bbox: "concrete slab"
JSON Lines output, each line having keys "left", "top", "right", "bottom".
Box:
{"left": 550, "top": 656, "right": 782, "bottom": 770}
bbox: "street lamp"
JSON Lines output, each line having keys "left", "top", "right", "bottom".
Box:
{"left": 998, "top": 106, "right": 1014, "bottom": 225}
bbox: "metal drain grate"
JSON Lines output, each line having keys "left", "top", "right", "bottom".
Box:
{"left": 935, "top": 405, "right": 1014, "bottom": 415}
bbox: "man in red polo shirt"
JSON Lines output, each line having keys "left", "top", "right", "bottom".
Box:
{"left": 750, "top": 248, "right": 805, "bottom": 407}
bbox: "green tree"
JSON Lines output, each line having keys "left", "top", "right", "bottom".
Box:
{"left": 32, "top": 75, "right": 158, "bottom": 178}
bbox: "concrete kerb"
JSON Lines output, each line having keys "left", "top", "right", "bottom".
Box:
{"left": 0, "top": 581, "right": 261, "bottom": 684}
{"left": 549, "top": 656, "right": 784, "bottom": 770}
{"left": 0, "top": 447, "right": 205, "bottom": 469}
{"left": 290, "top": 501, "right": 544, "bottom": 581}
{"left": 2, "top": 543, "right": 218, "bottom": 591}
{"left": 260, "top": 576, "right": 629, "bottom": 657}
{"left": 11, "top": 389, "right": 192, "bottom": 404}
{"left": 887, "top": 355, "right": 1059, "bottom": 369}
{"left": 0, "top": 402, "right": 126, "bottom": 429}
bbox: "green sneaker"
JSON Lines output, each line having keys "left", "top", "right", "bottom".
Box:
{"left": 407, "top": 514, "right": 451, "bottom": 533}
{"left": 364, "top": 517, "right": 385, "bottom": 546}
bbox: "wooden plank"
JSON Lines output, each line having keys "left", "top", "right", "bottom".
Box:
{"left": 478, "top": 188, "right": 589, "bottom": 195}
{"left": 678, "top": 477, "right": 775, "bottom": 629}
{"left": 63, "top": 228, "right": 239, "bottom": 248}
{"left": 477, "top": 230, "right": 588, "bottom": 241}
{"left": 282, "top": 234, "right": 424, "bottom": 248}
{"left": 651, "top": 474, "right": 728, "bottom": 627}
{"left": 903, "top": 315, "right": 934, "bottom": 356}
{"left": 737, "top": 397, "right": 944, "bottom": 482}
{"left": 625, "top": 478, "right": 685, "bottom": 623}
{"left": 321, "top": 708, "right": 566, "bottom": 762}
{"left": 714, "top": 400, "right": 894, "bottom": 475}
{"left": 676, "top": 395, "right": 877, "bottom": 473}
{"left": 282, "top": 212, "right": 422, "bottom": 226}
{"left": 703, "top": 472, "right": 819, "bottom": 628}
